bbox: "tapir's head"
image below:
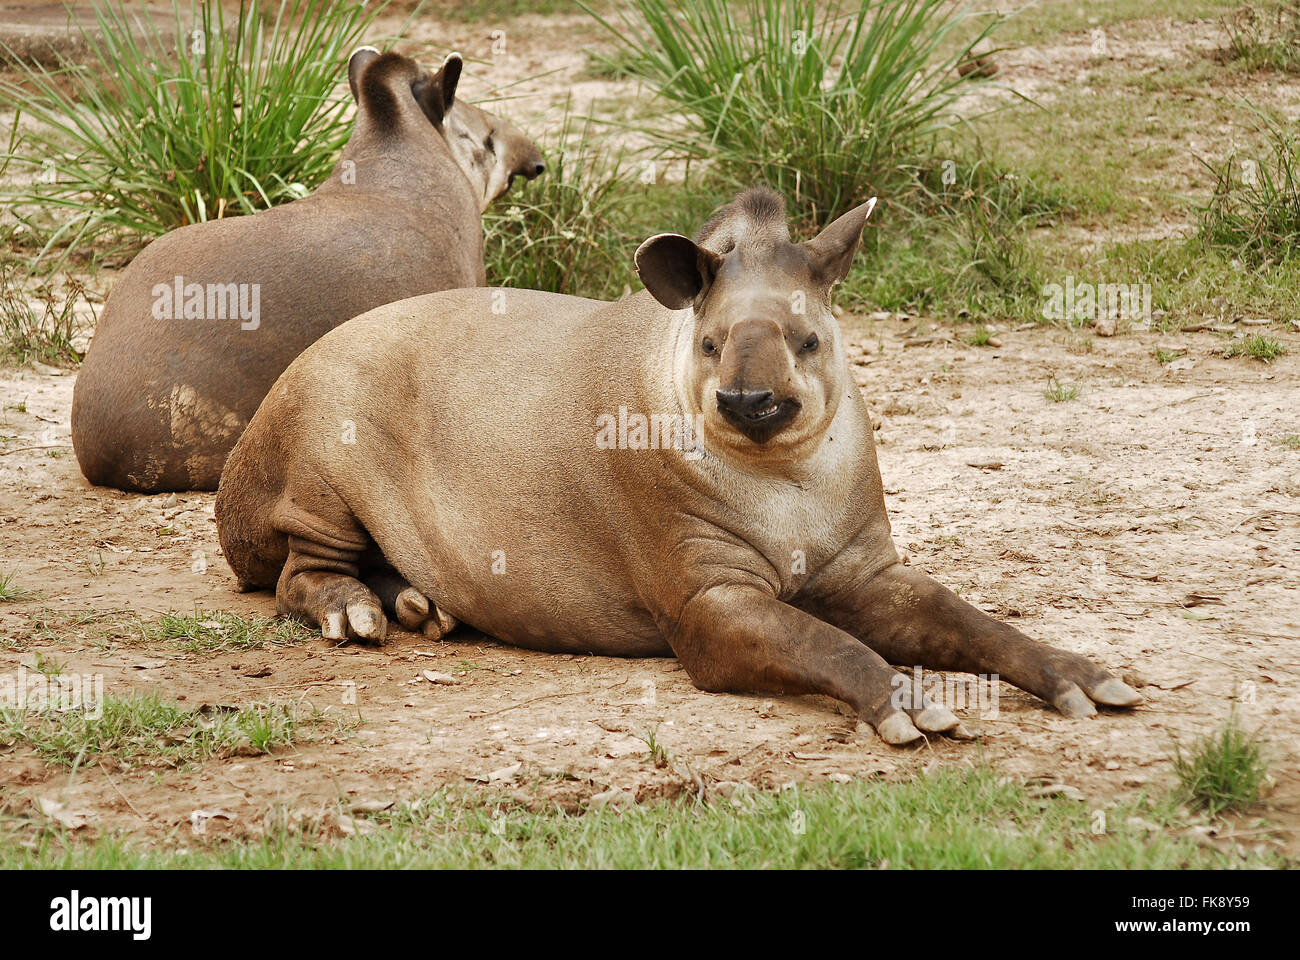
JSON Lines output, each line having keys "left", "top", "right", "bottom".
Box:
{"left": 348, "top": 47, "right": 545, "bottom": 211}
{"left": 635, "top": 187, "right": 876, "bottom": 463}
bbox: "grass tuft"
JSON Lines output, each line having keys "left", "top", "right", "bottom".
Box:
{"left": 1224, "top": 333, "right": 1287, "bottom": 361}
{"left": 0, "top": 692, "right": 344, "bottom": 767}
{"left": 0, "top": 569, "right": 36, "bottom": 603}
{"left": 1172, "top": 711, "right": 1270, "bottom": 816}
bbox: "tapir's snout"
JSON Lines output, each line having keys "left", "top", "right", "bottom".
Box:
{"left": 715, "top": 387, "right": 801, "bottom": 442}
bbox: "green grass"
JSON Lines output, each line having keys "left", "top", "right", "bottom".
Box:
{"left": 483, "top": 103, "right": 638, "bottom": 298}
{"left": 1172, "top": 712, "right": 1270, "bottom": 816}
{"left": 1219, "top": 2, "right": 1300, "bottom": 73}
{"left": 1154, "top": 347, "right": 1185, "bottom": 364}
{"left": 0, "top": 0, "right": 391, "bottom": 272}
{"left": 584, "top": 0, "right": 1011, "bottom": 226}
{"left": 0, "top": 692, "right": 344, "bottom": 767}
{"left": 3, "top": 765, "right": 1285, "bottom": 868}
{"left": 0, "top": 569, "right": 35, "bottom": 603}
{"left": 124, "top": 610, "right": 317, "bottom": 654}
{"left": 1225, "top": 333, "right": 1288, "bottom": 361}
{"left": 1199, "top": 104, "right": 1300, "bottom": 265}
{"left": 1043, "top": 374, "right": 1079, "bottom": 402}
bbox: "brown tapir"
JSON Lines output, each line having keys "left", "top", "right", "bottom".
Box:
{"left": 215, "top": 187, "right": 1141, "bottom": 745}
{"left": 71, "top": 47, "right": 544, "bottom": 494}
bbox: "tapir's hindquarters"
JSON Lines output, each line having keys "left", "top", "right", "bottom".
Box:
{"left": 213, "top": 447, "right": 291, "bottom": 590}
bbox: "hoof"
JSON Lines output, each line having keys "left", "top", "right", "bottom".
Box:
{"left": 394, "top": 587, "right": 430, "bottom": 630}
{"left": 1052, "top": 684, "right": 1097, "bottom": 719}
{"left": 914, "top": 704, "right": 960, "bottom": 733}
{"left": 345, "top": 599, "right": 388, "bottom": 644}
{"left": 422, "top": 607, "right": 459, "bottom": 640}
{"left": 321, "top": 611, "right": 348, "bottom": 642}
{"left": 949, "top": 722, "right": 976, "bottom": 741}
{"left": 1090, "top": 677, "right": 1143, "bottom": 708}
{"left": 877, "top": 712, "right": 924, "bottom": 745}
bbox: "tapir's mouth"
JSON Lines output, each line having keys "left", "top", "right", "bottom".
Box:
{"left": 719, "top": 397, "right": 801, "bottom": 443}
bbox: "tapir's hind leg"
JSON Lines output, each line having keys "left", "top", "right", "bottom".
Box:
{"left": 276, "top": 534, "right": 390, "bottom": 645}
{"left": 361, "top": 566, "right": 459, "bottom": 640}
{"left": 805, "top": 563, "right": 1142, "bottom": 718}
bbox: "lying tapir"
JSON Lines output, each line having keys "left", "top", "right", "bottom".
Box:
{"left": 72, "top": 47, "right": 544, "bottom": 493}
{"left": 215, "top": 187, "right": 1141, "bottom": 744}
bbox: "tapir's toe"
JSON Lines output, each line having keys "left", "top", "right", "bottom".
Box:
{"left": 422, "top": 607, "right": 459, "bottom": 641}
{"left": 1088, "top": 677, "right": 1143, "bottom": 708}
{"left": 914, "top": 704, "right": 961, "bottom": 734}
{"left": 1052, "top": 683, "right": 1098, "bottom": 719}
{"left": 876, "top": 712, "right": 925, "bottom": 745}
{"left": 345, "top": 599, "right": 388, "bottom": 644}
{"left": 394, "top": 587, "right": 430, "bottom": 630}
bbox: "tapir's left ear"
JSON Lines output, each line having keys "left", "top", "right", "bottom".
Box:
{"left": 347, "top": 45, "right": 381, "bottom": 103}
{"left": 634, "top": 233, "right": 724, "bottom": 310}
{"left": 802, "top": 196, "right": 877, "bottom": 286}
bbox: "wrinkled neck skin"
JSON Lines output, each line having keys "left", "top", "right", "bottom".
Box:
{"left": 666, "top": 304, "right": 855, "bottom": 486}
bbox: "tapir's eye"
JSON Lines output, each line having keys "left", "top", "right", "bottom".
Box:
{"left": 701, "top": 337, "right": 717, "bottom": 356}
{"left": 800, "top": 334, "right": 820, "bottom": 354}
{"left": 485, "top": 134, "right": 496, "bottom": 154}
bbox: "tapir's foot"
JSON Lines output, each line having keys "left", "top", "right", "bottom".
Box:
{"left": 361, "top": 568, "right": 459, "bottom": 640}
{"left": 1036, "top": 649, "right": 1143, "bottom": 717}
{"left": 278, "top": 569, "right": 389, "bottom": 645}
{"left": 863, "top": 676, "right": 970, "bottom": 746}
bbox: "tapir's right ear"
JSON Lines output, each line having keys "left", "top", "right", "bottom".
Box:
{"left": 413, "top": 52, "right": 463, "bottom": 126}
{"left": 347, "top": 46, "right": 381, "bottom": 103}
{"left": 634, "top": 234, "right": 724, "bottom": 310}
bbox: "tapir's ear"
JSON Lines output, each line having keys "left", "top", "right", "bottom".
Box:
{"left": 347, "top": 45, "right": 381, "bottom": 103}
{"left": 634, "top": 234, "right": 724, "bottom": 310}
{"left": 413, "top": 52, "right": 463, "bottom": 126}
{"left": 802, "top": 196, "right": 877, "bottom": 286}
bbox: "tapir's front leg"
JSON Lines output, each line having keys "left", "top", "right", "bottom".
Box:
{"left": 801, "top": 563, "right": 1142, "bottom": 718}
{"left": 670, "top": 584, "right": 966, "bottom": 744}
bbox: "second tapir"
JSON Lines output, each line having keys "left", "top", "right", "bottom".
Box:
{"left": 72, "top": 48, "right": 544, "bottom": 493}
{"left": 215, "top": 187, "right": 1142, "bottom": 745}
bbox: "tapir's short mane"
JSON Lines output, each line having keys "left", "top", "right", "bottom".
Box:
{"left": 358, "top": 51, "right": 416, "bottom": 131}
{"left": 695, "top": 186, "right": 791, "bottom": 255}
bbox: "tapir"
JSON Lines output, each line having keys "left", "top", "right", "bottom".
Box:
{"left": 72, "top": 47, "right": 545, "bottom": 493}
{"left": 215, "top": 186, "right": 1142, "bottom": 744}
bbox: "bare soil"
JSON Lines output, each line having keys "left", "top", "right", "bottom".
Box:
{"left": 2, "top": 318, "right": 1297, "bottom": 849}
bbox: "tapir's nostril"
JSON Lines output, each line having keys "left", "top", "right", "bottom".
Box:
{"left": 530, "top": 161, "right": 546, "bottom": 179}
{"left": 716, "top": 388, "right": 775, "bottom": 417}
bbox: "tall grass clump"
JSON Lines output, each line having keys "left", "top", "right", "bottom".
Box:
{"left": 0, "top": 0, "right": 390, "bottom": 271}
{"left": 583, "top": 0, "right": 1009, "bottom": 225}
{"left": 1171, "top": 711, "right": 1270, "bottom": 816}
{"left": 1220, "top": 2, "right": 1300, "bottom": 72}
{"left": 1199, "top": 105, "right": 1300, "bottom": 263}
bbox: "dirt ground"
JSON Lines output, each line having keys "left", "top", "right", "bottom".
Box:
{"left": 2, "top": 318, "right": 1298, "bottom": 846}
{"left": 1, "top": 2, "right": 1298, "bottom": 852}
